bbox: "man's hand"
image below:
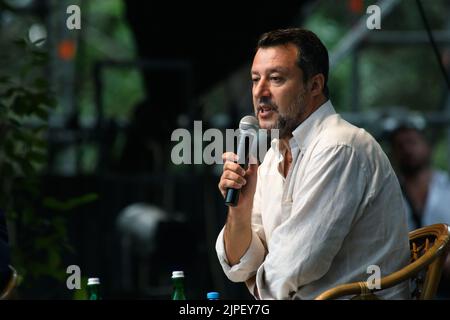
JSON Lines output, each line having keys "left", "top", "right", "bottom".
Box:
{"left": 218, "top": 152, "right": 258, "bottom": 213}
{"left": 218, "top": 152, "right": 259, "bottom": 266}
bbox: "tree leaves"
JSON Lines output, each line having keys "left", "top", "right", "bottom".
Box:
{"left": 43, "top": 193, "right": 99, "bottom": 212}
{"left": 0, "top": 35, "right": 70, "bottom": 288}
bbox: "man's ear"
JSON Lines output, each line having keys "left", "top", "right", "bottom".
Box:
{"left": 309, "top": 73, "right": 325, "bottom": 97}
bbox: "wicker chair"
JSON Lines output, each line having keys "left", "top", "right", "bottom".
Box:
{"left": 315, "top": 223, "right": 450, "bottom": 300}
{"left": 0, "top": 265, "right": 18, "bottom": 300}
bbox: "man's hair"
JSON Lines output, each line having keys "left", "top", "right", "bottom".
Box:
{"left": 388, "top": 124, "right": 429, "bottom": 145}
{"left": 257, "top": 28, "right": 329, "bottom": 98}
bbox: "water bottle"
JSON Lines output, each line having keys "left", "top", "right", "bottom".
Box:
{"left": 171, "top": 271, "right": 186, "bottom": 300}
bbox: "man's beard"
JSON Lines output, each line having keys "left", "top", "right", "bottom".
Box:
{"left": 256, "top": 90, "right": 307, "bottom": 139}
{"left": 400, "top": 158, "right": 430, "bottom": 176}
{"left": 276, "top": 90, "right": 307, "bottom": 139}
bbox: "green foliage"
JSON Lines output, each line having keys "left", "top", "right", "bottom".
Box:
{"left": 0, "top": 37, "right": 54, "bottom": 210}
{"left": 432, "top": 134, "right": 449, "bottom": 171}
{"left": 43, "top": 193, "right": 99, "bottom": 212}
{"left": 102, "top": 69, "right": 145, "bottom": 121}
{"left": 0, "top": 36, "right": 92, "bottom": 287}
{"left": 72, "top": 275, "right": 89, "bottom": 300}
{"left": 304, "top": 0, "right": 449, "bottom": 113}
{"left": 78, "top": 0, "right": 144, "bottom": 123}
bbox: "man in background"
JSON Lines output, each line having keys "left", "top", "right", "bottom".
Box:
{"left": 389, "top": 125, "right": 450, "bottom": 297}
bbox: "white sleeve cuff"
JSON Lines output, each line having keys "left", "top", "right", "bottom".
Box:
{"left": 215, "top": 227, "right": 266, "bottom": 283}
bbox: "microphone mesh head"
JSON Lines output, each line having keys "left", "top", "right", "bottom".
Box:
{"left": 239, "top": 115, "right": 259, "bottom": 131}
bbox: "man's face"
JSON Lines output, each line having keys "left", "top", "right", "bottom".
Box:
{"left": 392, "top": 129, "right": 431, "bottom": 174}
{"left": 251, "top": 44, "right": 310, "bottom": 138}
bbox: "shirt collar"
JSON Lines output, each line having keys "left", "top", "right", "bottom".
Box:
{"left": 271, "top": 100, "right": 336, "bottom": 156}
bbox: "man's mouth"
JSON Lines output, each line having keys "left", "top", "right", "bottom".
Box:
{"left": 258, "top": 105, "right": 277, "bottom": 115}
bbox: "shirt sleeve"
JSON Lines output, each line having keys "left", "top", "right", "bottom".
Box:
{"left": 215, "top": 166, "right": 268, "bottom": 283}
{"left": 256, "top": 145, "right": 368, "bottom": 299}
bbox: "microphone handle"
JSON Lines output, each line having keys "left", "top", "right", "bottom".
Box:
{"left": 224, "top": 131, "right": 252, "bottom": 207}
{"left": 224, "top": 162, "right": 245, "bottom": 207}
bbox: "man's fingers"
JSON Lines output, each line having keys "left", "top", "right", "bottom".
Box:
{"left": 223, "top": 161, "right": 246, "bottom": 176}
{"left": 222, "top": 178, "right": 244, "bottom": 189}
{"left": 219, "top": 178, "right": 244, "bottom": 193}
{"left": 222, "top": 152, "right": 238, "bottom": 163}
{"left": 223, "top": 171, "right": 247, "bottom": 186}
{"left": 219, "top": 152, "right": 250, "bottom": 199}
{"left": 218, "top": 172, "right": 246, "bottom": 191}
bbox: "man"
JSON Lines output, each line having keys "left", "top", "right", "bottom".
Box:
{"left": 389, "top": 125, "right": 450, "bottom": 297}
{"left": 389, "top": 125, "right": 450, "bottom": 230}
{"left": 216, "top": 28, "right": 410, "bottom": 299}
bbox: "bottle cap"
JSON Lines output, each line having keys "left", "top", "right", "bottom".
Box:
{"left": 172, "top": 271, "right": 184, "bottom": 278}
{"left": 207, "top": 291, "right": 220, "bottom": 299}
{"left": 87, "top": 278, "right": 100, "bottom": 285}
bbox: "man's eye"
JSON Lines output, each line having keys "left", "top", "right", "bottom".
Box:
{"left": 252, "top": 78, "right": 260, "bottom": 83}
{"left": 270, "top": 77, "right": 283, "bottom": 83}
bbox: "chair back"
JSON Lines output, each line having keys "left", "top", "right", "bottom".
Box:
{"left": 315, "top": 223, "right": 450, "bottom": 300}
{"left": 409, "top": 223, "right": 449, "bottom": 299}
{"left": 0, "top": 265, "right": 18, "bottom": 300}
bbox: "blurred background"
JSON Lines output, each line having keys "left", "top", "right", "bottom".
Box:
{"left": 0, "top": 0, "right": 449, "bottom": 299}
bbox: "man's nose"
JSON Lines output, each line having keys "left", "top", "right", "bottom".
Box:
{"left": 253, "top": 79, "right": 271, "bottom": 98}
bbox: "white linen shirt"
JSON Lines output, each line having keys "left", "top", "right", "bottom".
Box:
{"left": 216, "top": 100, "right": 411, "bottom": 299}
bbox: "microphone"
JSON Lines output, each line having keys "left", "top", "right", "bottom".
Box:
{"left": 225, "top": 115, "right": 259, "bottom": 207}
